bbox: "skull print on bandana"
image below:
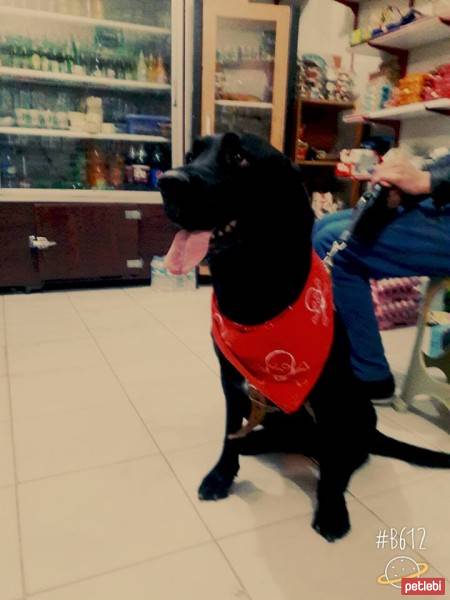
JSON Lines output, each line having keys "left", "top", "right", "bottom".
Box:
{"left": 212, "top": 252, "right": 334, "bottom": 414}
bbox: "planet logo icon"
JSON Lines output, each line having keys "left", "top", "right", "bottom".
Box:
{"left": 377, "top": 555, "right": 429, "bottom": 589}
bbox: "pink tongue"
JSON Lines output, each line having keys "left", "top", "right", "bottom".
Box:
{"left": 164, "top": 230, "right": 212, "bottom": 275}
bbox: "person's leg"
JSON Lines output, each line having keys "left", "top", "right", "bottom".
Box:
{"left": 313, "top": 209, "right": 353, "bottom": 259}
{"left": 329, "top": 201, "right": 450, "bottom": 390}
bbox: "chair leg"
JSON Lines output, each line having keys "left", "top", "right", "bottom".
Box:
{"left": 400, "top": 278, "right": 450, "bottom": 413}
{"left": 424, "top": 349, "right": 450, "bottom": 383}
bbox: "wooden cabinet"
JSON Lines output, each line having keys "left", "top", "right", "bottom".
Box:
{"left": 138, "top": 205, "right": 177, "bottom": 267}
{"left": 291, "top": 97, "right": 365, "bottom": 206}
{"left": 201, "top": 0, "right": 291, "bottom": 150}
{"left": 34, "top": 204, "right": 140, "bottom": 283}
{"left": 0, "top": 204, "right": 39, "bottom": 289}
{"left": 0, "top": 202, "right": 176, "bottom": 291}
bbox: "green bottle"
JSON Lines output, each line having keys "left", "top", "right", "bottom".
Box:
{"left": 31, "top": 40, "right": 41, "bottom": 70}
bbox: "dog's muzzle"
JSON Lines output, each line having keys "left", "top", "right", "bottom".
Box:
{"left": 159, "top": 170, "right": 191, "bottom": 221}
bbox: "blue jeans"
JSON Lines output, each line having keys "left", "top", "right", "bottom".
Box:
{"left": 313, "top": 200, "right": 450, "bottom": 382}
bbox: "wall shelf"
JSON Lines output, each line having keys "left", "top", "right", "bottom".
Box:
{"left": 0, "top": 126, "right": 169, "bottom": 143}
{"left": 215, "top": 99, "right": 273, "bottom": 109}
{"left": 299, "top": 98, "right": 354, "bottom": 110}
{"left": 344, "top": 98, "right": 450, "bottom": 124}
{"left": 0, "top": 5, "right": 170, "bottom": 36}
{"left": 0, "top": 67, "right": 171, "bottom": 93}
{"left": 296, "top": 160, "right": 338, "bottom": 167}
{"left": 350, "top": 15, "right": 450, "bottom": 57}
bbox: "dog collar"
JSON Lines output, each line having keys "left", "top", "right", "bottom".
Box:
{"left": 211, "top": 251, "right": 334, "bottom": 414}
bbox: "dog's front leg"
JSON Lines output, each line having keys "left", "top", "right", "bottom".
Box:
{"left": 313, "top": 456, "right": 353, "bottom": 542}
{"left": 311, "top": 404, "right": 366, "bottom": 542}
{"left": 198, "top": 348, "right": 250, "bottom": 501}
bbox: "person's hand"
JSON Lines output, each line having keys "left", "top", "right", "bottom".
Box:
{"left": 371, "top": 157, "right": 431, "bottom": 198}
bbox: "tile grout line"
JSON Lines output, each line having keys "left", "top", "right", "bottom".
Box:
{"left": 66, "top": 291, "right": 255, "bottom": 600}
{"left": 349, "top": 494, "right": 448, "bottom": 579}
{"left": 2, "top": 293, "right": 40, "bottom": 599}
{"left": 122, "top": 288, "right": 220, "bottom": 378}
{"left": 377, "top": 409, "right": 446, "bottom": 452}
{"left": 7, "top": 291, "right": 446, "bottom": 596}
{"left": 24, "top": 539, "right": 213, "bottom": 598}
{"left": 15, "top": 452, "right": 161, "bottom": 488}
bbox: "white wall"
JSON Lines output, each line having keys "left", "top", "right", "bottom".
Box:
{"left": 297, "top": 0, "right": 380, "bottom": 103}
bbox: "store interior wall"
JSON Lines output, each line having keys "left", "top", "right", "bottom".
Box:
{"left": 297, "top": 0, "right": 379, "bottom": 101}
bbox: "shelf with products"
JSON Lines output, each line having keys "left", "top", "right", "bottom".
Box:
{"left": 202, "top": 0, "right": 291, "bottom": 150}
{"left": 0, "top": 126, "right": 169, "bottom": 143}
{"left": 0, "top": 136, "right": 171, "bottom": 193}
{"left": 0, "top": 66, "right": 170, "bottom": 93}
{"left": 0, "top": 0, "right": 176, "bottom": 197}
{"left": 344, "top": 98, "right": 450, "bottom": 123}
{"left": 0, "top": 5, "right": 172, "bottom": 90}
{"left": 349, "top": 15, "right": 450, "bottom": 58}
{"left": 0, "top": 5, "right": 171, "bottom": 36}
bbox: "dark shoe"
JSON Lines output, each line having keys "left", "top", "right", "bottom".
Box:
{"left": 356, "top": 375, "right": 396, "bottom": 404}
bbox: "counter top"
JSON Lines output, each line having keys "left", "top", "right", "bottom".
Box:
{"left": 0, "top": 189, "right": 163, "bottom": 205}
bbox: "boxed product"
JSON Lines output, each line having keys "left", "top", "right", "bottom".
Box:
{"left": 150, "top": 256, "right": 196, "bottom": 291}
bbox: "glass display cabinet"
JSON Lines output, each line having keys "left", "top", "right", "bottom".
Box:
{"left": 0, "top": 0, "right": 183, "bottom": 196}
{"left": 0, "top": 0, "right": 182, "bottom": 289}
{"left": 201, "top": 0, "right": 291, "bottom": 150}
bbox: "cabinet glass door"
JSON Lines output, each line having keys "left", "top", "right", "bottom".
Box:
{"left": 202, "top": 0, "right": 290, "bottom": 150}
{"left": 0, "top": 0, "right": 179, "bottom": 196}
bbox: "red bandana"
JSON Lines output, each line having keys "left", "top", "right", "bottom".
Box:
{"left": 211, "top": 252, "right": 334, "bottom": 414}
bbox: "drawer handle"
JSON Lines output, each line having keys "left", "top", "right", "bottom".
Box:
{"left": 29, "top": 235, "right": 57, "bottom": 250}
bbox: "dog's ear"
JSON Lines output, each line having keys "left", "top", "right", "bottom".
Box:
{"left": 219, "top": 132, "right": 247, "bottom": 168}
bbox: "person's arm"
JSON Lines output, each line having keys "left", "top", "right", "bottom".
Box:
{"left": 371, "top": 155, "right": 450, "bottom": 207}
{"left": 427, "top": 157, "right": 450, "bottom": 207}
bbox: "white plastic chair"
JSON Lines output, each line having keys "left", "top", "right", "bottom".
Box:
{"left": 394, "top": 278, "right": 450, "bottom": 412}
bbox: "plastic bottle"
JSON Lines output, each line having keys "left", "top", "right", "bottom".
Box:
{"left": 109, "top": 150, "right": 124, "bottom": 189}
{"left": 154, "top": 55, "right": 168, "bottom": 84}
{"left": 132, "top": 144, "right": 150, "bottom": 189}
{"left": 86, "top": 145, "right": 107, "bottom": 189}
{"left": 146, "top": 53, "right": 156, "bottom": 82}
{"left": 18, "top": 152, "right": 31, "bottom": 189}
{"left": 136, "top": 51, "right": 147, "bottom": 82}
{"left": 55, "top": 93, "right": 69, "bottom": 129}
{"left": 149, "top": 145, "right": 164, "bottom": 190}
{"left": 125, "top": 144, "right": 137, "bottom": 185}
{"left": 0, "top": 147, "right": 18, "bottom": 189}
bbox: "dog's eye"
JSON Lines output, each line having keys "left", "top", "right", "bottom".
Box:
{"left": 228, "top": 152, "right": 246, "bottom": 167}
{"left": 185, "top": 152, "right": 194, "bottom": 164}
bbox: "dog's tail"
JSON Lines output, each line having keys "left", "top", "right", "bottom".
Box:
{"left": 371, "top": 429, "right": 450, "bottom": 468}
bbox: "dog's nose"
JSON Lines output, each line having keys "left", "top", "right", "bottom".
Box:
{"left": 159, "top": 171, "right": 192, "bottom": 222}
{"left": 158, "top": 170, "right": 191, "bottom": 198}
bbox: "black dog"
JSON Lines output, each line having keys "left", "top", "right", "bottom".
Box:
{"left": 159, "top": 133, "right": 450, "bottom": 542}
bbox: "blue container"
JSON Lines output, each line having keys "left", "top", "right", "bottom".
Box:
{"left": 126, "top": 115, "right": 171, "bottom": 136}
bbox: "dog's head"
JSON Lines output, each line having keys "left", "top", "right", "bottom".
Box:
{"left": 159, "top": 132, "right": 312, "bottom": 275}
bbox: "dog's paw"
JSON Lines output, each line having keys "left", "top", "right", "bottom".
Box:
{"left": 198, "top": 469, "right": 235, "bottom": 501}
{"left": 312, "top": 500, "right": 351, "bottom": 542}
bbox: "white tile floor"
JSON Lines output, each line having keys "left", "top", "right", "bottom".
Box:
{"left": 0, "top": 287, "right": 449, "bottom": 599}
